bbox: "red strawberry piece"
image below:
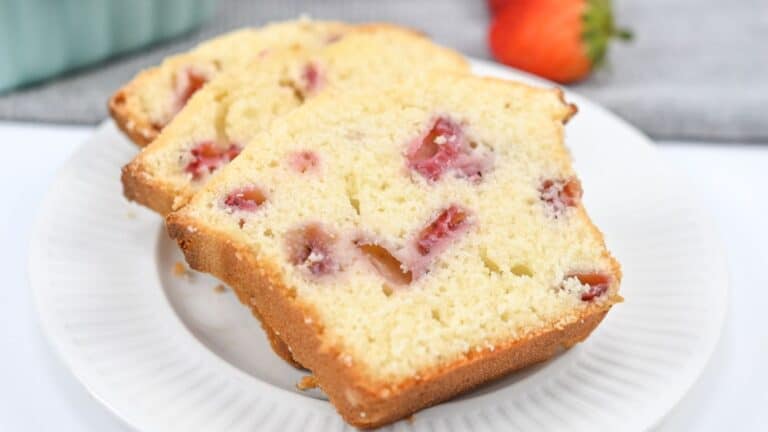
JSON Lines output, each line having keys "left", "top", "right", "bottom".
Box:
{"left": 288, "top": 150, "right": 320, "bottom": 173}
{"left": 404, "top": 205, "right": 474, "bottom": 278}
{"left": 326, "top": 33, "right": 343, "bottom": 44}
{"left": 174, "top": 68, "right": 209, "bottom": 111}
{"left": 406, "top": 116, "right": 492, "bottom": 182}
{"left": 568, "top": 272, "right": 611, "bottom": 301}
{"left": 407, "top": 117, "right": 462, "bottom": 181}
{"left": 416, "top": 205, "right": 472, "bottom": 256}
{"left": 357, "top": 242, "right": 413, "bottom": 286}
{"left": 224, "top": 186, "right": 267, "bottom": 211}
{"left": 302, "top": 62, "right": 323, "bottom": 94}
{"left": 286, "top": 223, "right": 338, "bottom": 276}
{"left": 539, "top": 178, "right": 582, "bottom": 216}
{"left": 184, "top": 142, "right": 242, "bottom": 180}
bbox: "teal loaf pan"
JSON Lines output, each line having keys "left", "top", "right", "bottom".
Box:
{"left": 0, "top": 0, "right": 216, "bottom": 92}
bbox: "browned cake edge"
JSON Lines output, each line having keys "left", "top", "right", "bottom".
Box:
{"left": 121, "top": 161, "right": 179, "bottom": 216}
{"left": 245, "top": 295, "right": 305, "bottom": 369}
{"left": 108, "top": 69, "right": 163, "bottom": 148}
{"left": 166, "top": 213, "right": 615, "bottom": 428}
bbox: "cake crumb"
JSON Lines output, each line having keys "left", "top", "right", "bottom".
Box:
{"left": 296, "top": 375, "right": 319, "bottom": 391}
{"left": 406, "top": 414, "right": 416, "bottom": 424}
{"left": 126, "top": 210, "right": 137, "bottom": 219}
{"left": 213, "top": 284, "right": 227, "bottom": 294}
{"left": 172, "top": 261, "right": 188, "bottom": 277}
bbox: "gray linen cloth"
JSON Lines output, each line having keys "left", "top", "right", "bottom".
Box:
{"left": 0, "top": 0, "right": 766, "bottom": 142}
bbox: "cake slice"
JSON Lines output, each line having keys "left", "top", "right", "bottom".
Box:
{"left": 109, "top": 19, "right": 351, "bottom": 147}
{"left": 166, "top": 73, "right": 622, "bottom": 428}
{"left": 121, "top": 25, "right": 468, "bottom": 216}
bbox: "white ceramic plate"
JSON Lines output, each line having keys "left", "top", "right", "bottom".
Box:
{"left": 29, "top": 59, "right": 728, "bottom": 432}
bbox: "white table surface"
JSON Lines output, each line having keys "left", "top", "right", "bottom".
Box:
{"left": 1, "top": 122, "right": 766, "bottom": 431}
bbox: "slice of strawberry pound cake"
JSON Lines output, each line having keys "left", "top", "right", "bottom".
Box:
{"left": 167, "top": 73, "right": 622, "bottom": 428}
{"left": 121, "top": 25, "right": 467, "bottom": 216}
{"left": 109, "top": 19, "right": 352, "bottom": 147}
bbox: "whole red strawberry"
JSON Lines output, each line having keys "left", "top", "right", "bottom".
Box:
{"left": 488, "top": 0, "right": 631, "bottom": 83}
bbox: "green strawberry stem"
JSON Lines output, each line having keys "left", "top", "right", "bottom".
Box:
{"left": 582, "top": 0, "right": 633, "bottom": 67}
{"left": 614, "top": 29, "right": 634, "bottom": 40}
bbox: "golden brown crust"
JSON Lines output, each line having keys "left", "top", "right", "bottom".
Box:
{"left": 121, "top": 161, "right": 178, "bottom": 216}
{"left": 108, "top": 82, "right": 162, "bottom": 148}
{"left": 167, "top": 213, "right": 614, "bottom": 428}
{"left": 224, "top": 268, "right": 303, "bottom": 368}
{"left": 245, "top": 294, "right": 305, "bottom": 369}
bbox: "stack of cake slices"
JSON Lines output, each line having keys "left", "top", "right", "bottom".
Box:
{"left": 114, "top": 18, "right": 621, "bottom": 428}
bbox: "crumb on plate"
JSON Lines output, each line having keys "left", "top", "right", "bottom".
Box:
{"left": 173, "top": 261, "right": 188, "bottom": 277}
{"left": 296, "top": 375, "right": 319, "bottom": 391}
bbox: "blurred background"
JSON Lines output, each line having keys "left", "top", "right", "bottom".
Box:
{"left": 1, "top": 0, "right": 766, "bottom": 142}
